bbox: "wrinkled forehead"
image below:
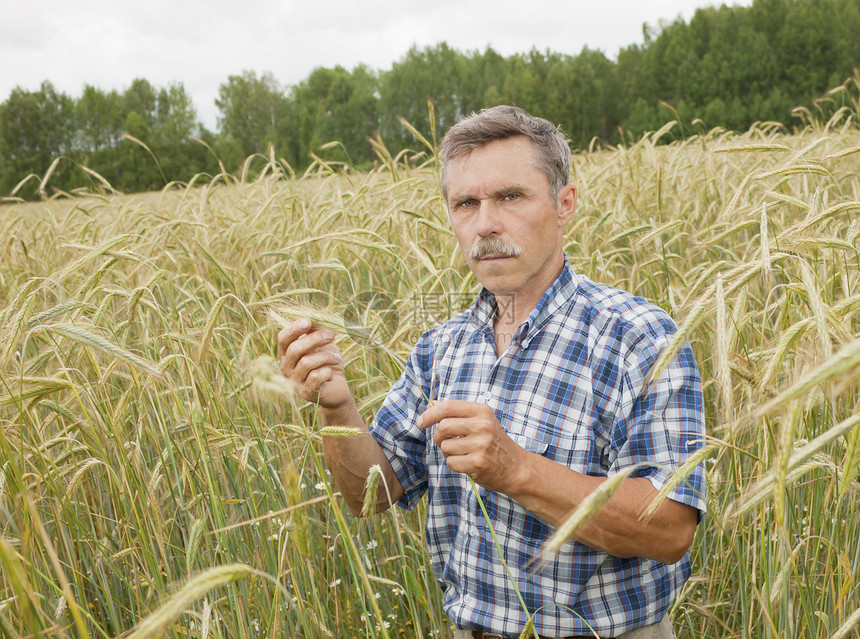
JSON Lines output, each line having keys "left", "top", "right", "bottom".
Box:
{"left": 442, "top": 136, "right": 541, "bottom": 198}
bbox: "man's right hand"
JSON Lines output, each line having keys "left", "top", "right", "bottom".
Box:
{"left": 277, "top": 318, "right": 351, "bottom": 410}
{"left": 278, "top": 317, "right": 404, "bottom": 515}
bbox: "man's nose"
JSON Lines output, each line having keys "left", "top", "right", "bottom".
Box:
{"left": 475, "top": 200, "right": 504, "bottom": 237}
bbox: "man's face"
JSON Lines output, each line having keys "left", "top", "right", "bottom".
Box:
{"left": 445, "top": 136, "right": 576, "bottom": 303}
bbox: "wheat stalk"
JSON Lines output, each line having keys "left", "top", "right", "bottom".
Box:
{"left": 543, "top": 464, "right": 648, "bottom": 556}
{"left": 724, "top": 411, "right": 860, "bottom": 522}
{"left": 30, "top": 323, "right": 162, "bottom": 378}
{"left": 126, "top": 564, "right": 254, "bottom": 639}
{"left": 185, "top": 518, "right": 205, "bottom": 573}
{"left": 830, "top": 605, "right": 860, "bottom": 639}
{"left": 266, "top": 302, "right": 372, "bottom": 342}
{"left": 283, "top": 458, "right": 310, "bottom": 558}
{"left": 641, "top": 444, "right": 716, "bottom": 521}
{"left": 317, "top": 426, "right": 364, "bottom": 438}
{"left": 0, "top": 376, "right": 72, "bottom": 407}
{"left": 715, "top": 274, "right": 734, "bottom": 425}
{"left": 361, "top": 464, "right": 382, "bottom": 517}
{"left": 756, "top": 336, "right": 860, "bottom": 416}
{"left": 643, "top": 298, "right": 708, "bottom": 389}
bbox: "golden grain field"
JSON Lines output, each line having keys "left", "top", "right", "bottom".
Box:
{"left": 1, "top": 107, "right": 859, "bottom": 638}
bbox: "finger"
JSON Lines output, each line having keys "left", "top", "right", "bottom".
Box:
{"left": 431, "top": 417, "right": 475, "bottom": 446}
{"left": 292, "top": 348, "right": 343, "bottom": 383}
{"left": 436, "top": 430, "right": 480, "bottom": 457}
{"left": 417, "top": 399, "right": 487, "bottom": 430}
{"left": 443, "top": 453, "right": 481, "bottom": 477}
{"left": 277, "top": 318, "right": 314, "bottom": 360}
{"left": 305, "top": 365, "right": 335, "bottom": 390}
{"left": 443, "top": 451, "right": 495, "bottom": 482}
{"left": 281, "top": 327, "right": 336, "bottom": 373}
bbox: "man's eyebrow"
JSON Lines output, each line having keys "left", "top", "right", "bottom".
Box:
{"left": 449, "top": 184, "right": 527, "bottom": 203}
{"left": 495, "top": 184, "right": 525, "bottom": 195}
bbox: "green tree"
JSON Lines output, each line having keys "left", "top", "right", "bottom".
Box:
{"left": 153, "top": 83, "right": 198, "bottom": 146}
{"left": 616, "top": 43, "right": 646, "bottom": 122}
{"left": 290, "top": 65, "right": 379, "bottom": 167}
{"left": 378, "top": 43, "right": 466, "bottom": 151}
{"left": 320, "top": 65, "right": 379, "bottom": 166}
{"left": 77, "top": 85, "right": 123, "bottom": 152}
{"left": 544, "top": 48, "right": 618, "bottom": 148}
{"left": 215, "top": 71, "right": 293, "bottom": 169}
{"left": 504, "top": 55, "right": 545, "bottom": 117}
{"left": 622, "top": 98, "right": 661, "bottom": 139}
{"left": 460, "top": 47, "right": 509, "bottom": 114}
{"left": 151, "top": 83, "right": 212, "bottom": 184}
{"left": 124, "top": 78, "right": 158, "bottom": 130}
{"left": 0, "top": 81, "right": 76, "bottom": 196}
{"left": 118, "top": 110, "right": 161, "bottom": 191}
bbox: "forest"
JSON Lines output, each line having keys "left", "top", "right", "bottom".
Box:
{"left": 2, "top": 0, "right": 859, "bottom": 199}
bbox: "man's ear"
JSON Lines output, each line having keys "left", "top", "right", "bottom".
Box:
{"left": 556, "top": 183, "right": 578, "bottom": 227}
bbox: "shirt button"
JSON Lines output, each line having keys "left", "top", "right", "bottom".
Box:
{"left": 483, "top": 391, "right": 492, "bottom": 401}
{"left": 470, "top": 525, "right": 478, "bottom": 536}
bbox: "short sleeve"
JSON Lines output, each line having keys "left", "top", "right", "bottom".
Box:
{"left": 608, "top": 324, "right": 708, "bottom": 520}
{"left": 367, "top": 333, "right": 435, "bottom": 510}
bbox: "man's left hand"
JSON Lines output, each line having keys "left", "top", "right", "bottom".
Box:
{"left": 417, "top": 400, "right": 698, "bottom": 562}
{"left": 416, "top": 400, "right": 524, "bottom": 492}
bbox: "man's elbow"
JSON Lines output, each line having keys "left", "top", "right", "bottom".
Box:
{"left": 657, "top": 512, "right": 699, "bottom": 564}
{"left": 658, "top": 537, "right": 693, "bottom": 565}
{"left": 342, "top": 490, "right": 396, "bottom": 518}
{"left": 343, "top": 497, "right": 367, "bottom": 518}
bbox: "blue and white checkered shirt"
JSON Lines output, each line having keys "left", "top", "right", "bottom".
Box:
{"left": 369, "top": 258, "right": 706, "bottom": 637}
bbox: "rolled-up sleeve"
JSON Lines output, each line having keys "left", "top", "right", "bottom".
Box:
{"left": 368, "top": 333, "right": 435, "bottom": 510}
{"left": 606, "top": 318, "right": 708, "bottom": 519}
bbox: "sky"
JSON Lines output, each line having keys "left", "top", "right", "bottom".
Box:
{"left": 1, "top": 0, "right": 753, "bottom": 131}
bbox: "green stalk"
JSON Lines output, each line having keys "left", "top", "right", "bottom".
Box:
{"left": 468, "top": 476, "right": 541, "bottom": 639}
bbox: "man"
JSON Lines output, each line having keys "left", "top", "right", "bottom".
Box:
{"left": 278, "top": 106, "right": 706, "bottom": 638}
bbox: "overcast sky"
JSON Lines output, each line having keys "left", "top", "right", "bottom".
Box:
{"left": 1, "top": 0, "right": 752, "bottom": 131}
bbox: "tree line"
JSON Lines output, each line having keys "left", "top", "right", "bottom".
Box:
{"left": 2, "top": 0, "right": 859, "bottom": 199}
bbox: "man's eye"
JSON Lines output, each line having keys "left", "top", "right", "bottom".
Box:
{"left": 461, "top": 200, "right": 477, "bottom": 208}
{"left": 504, "top": 193, "right": 520, "bottom": 201}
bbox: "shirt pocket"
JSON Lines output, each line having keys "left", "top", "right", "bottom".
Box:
{"left": 504, "top": 410, "right": 592, "bottom": 473}
{"left": 506, "top": 429, "right": 549, "bottom": 455}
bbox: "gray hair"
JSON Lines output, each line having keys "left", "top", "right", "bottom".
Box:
{"left": 439, "top": 105, "right": 571, "bottom": 203}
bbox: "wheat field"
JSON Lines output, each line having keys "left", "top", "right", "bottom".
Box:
{"left": 1, "top": 95, "right": 859, "bottom": 638}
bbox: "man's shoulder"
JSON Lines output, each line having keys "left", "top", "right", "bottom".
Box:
{"left": 568, "top": 277, "right": 677, "bottom": 344}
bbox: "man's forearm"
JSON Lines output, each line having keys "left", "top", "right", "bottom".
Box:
{"left": 507, "top": 451, "right": 698, "bottom": 564}
{"left": 320, "top": 401, "right": 404, "bottom": 516}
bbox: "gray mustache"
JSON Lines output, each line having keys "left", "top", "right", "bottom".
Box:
{"left": 466, "top": 236, "right": 523, "bottom": 260}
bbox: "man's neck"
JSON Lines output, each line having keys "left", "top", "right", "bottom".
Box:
{"left": 491, "top": 286, "right": 548, "bottom": 356}
{"left": 487, "top": 253, "right": 566, "bottom": 356}
{"left": 493, "top": 313, "right": 517, "bottom": 356}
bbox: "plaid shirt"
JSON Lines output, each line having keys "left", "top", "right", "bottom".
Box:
{"left": 369, "top": 259, "right": 706, "bottom": 637}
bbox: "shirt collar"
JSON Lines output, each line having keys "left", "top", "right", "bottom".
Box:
{"left": 468, "top": 256, "right": 579, "bottom": 347}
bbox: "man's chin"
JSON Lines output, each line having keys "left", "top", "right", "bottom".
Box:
{"left": 472, "top": 271, "right": 519, "bottom": 294}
